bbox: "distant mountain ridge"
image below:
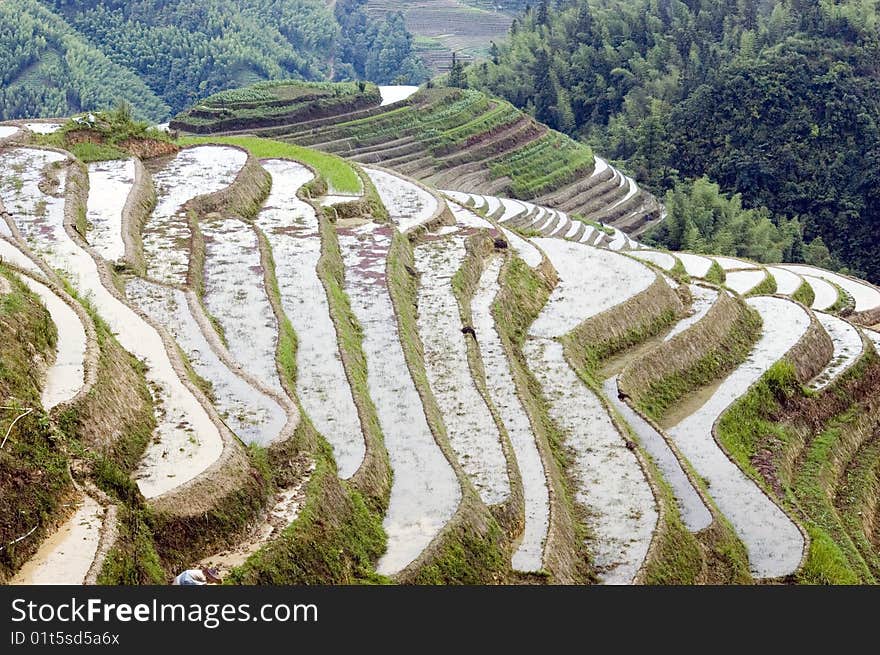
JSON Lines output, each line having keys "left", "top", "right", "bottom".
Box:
{"left": 0, "top": 0, "right": 427, "bottom": 122}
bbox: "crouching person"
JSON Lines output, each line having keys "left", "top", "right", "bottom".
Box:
{"left": 172, "top": 566, "right": 222, "bottom": 585}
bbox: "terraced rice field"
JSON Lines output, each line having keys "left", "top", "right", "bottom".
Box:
{"left": 143, "top": 146, "right": 247, "bottom": 285}
{"left": 713, "top": 256, "right": 754, "bottom": 271}
{"left": 665, "top": 285, "right": 718, "bottom": 342}
{"left": 175, "top": 83, "right": 661, "bottom": 239}
{"left": 472, "top": 256, "right": 549, "bottom": 571}
{"left": 7, "top": 119, "right": 880, "bottom": 587}
{"left": 0, "top": 148, "right": 71, "bottom": 271}
{"left": 338, "top": 222, "right": 460, "bottom": 575}
{"left": 126, "top": 279, "right": 288, "bottom": 446}
{"left": 415, "top": 235, "right": 510, "bottom": 505}
{"left": 365, "top": 167, "right": 438, "bottom": 233}
{"left": 782, "top": 264, "right": 880, "bottom": 314}
{"left": 525, "top": 338, "right": 657, "bottom": 584}
{"left": 23, "top": 123, "right": 63, "bottom": 135}
{"left": 668, "top": 296, "right": 809, "bottom": 578}
{"left": 809, "top": 313, "right": 863, "bottom": 390}
{"left": 767, "top": 266, "right": 803, "bottom": 296}
{"left": 256, "top": 159, "right": 364, "bottom": 478}
{"left": 604, "top": 377, "right": 712, "bottom": 532}
{"left": 802, "top": 274, "right": 839, "bottom": 311}
{"left": 0, "top": 147, "right": 225, "bottom": 500}
{"left": 10, "top": 496, "right": 104, "bottom": 585}
{"left": 530, "top": 239, "right": 654, "bottom": 338}
{"left": 17, "top": 274, "right": 86, "bottom": 410}
{"left": 726, "top": 269, "right": 767, "bottom": 295}
{"left": 0, "top": 237, "right": 43, "bottom": 273}
{"left": 677, "top": 253, "right": 714, "bottom": 279}
{"left": 631, "top": 250, "right": 678, "bottom": 272}
{"left": 85, "top": 158, "right": 135, "bottom": 262}
{"left": 202, "top": 217, "right": 284, "bottom": 396}
{"left": 526, "top": 238, "right": 659, "bottom": 583}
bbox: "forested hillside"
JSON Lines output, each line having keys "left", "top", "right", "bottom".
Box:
{"left": 0, "top": 0, "right": 170, "bottom": 120}
{"left": 0, "top": 0, "right": 427, "bottom": 121}
{"left": 468, "top": 0, "right": 880, "bottom": 283}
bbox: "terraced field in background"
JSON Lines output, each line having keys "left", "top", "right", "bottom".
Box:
{"left": 366, "top": 0, "right": 515, "bottom": 72}
{"left": 3, "top": 109, "right": 880, "bottom": 586}
{"left": 172, "top": 83, "right": 664, "bottom": 240}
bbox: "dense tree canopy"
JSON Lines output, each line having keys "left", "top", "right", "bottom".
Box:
{"left": 0, "top": 0, "right": 428, "bottom": 121}
{"left": 468, "top": 0, "right": 880, "bottom": 281}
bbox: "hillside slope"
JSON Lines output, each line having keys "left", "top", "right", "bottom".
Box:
{"left": 171, "top": 82, "right": 663, "bottom": 236}
{"left": 0, "top": 0, "right": 427, "bottom": 121}
{"left": 3, "top": 110, "right": 880, "bottom": 586}
{"left": 0, "top": 0, "right": 169, "bottom": 121}
{"left": 466, "top": 0, "right": 880, "bottom": 284}
{"left": 366, "top": 0, "right": 520, "bottom": 72}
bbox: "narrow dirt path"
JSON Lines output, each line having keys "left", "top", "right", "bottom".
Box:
{"left": 205, "top": 463, "right": 314, "bottom": 576}
{"left": 11, "top": 496, "right": 104, "bottom": 585}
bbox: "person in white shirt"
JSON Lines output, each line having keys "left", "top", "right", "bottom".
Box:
{"left": 172, "top": 567, "right": 222, "bottom": 585}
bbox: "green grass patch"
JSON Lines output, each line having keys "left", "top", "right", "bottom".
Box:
{"left": 716, "top": 360, "right": 877, "bottom": 583}
{"left": 0, "top": 268, "right": 68, "bottom": 580}
{"left": 705, "top": 259, "right": 726, "bottom": 285}
{"left": 827, "top": 282, "right": 855, "bottom": 315}
{"left": 226, "top": 423, "right": 388, "bottom": 585}
{"left": 68, "top": 141, "right": 129, "bottom": 163}
{"left": 177, "top": 135, "right": 363, "bottom": 195}
{"left": 635, "top": 304, "right": 762, "bottom": 423}
{"left": 571, "top": 214, "right": 614, "bottom": 235}
{"left": 792, "top": 279, "right": 816, "bottom": 307}
{"left": 745, "top": 270, "right": 777, "bottom": 297}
